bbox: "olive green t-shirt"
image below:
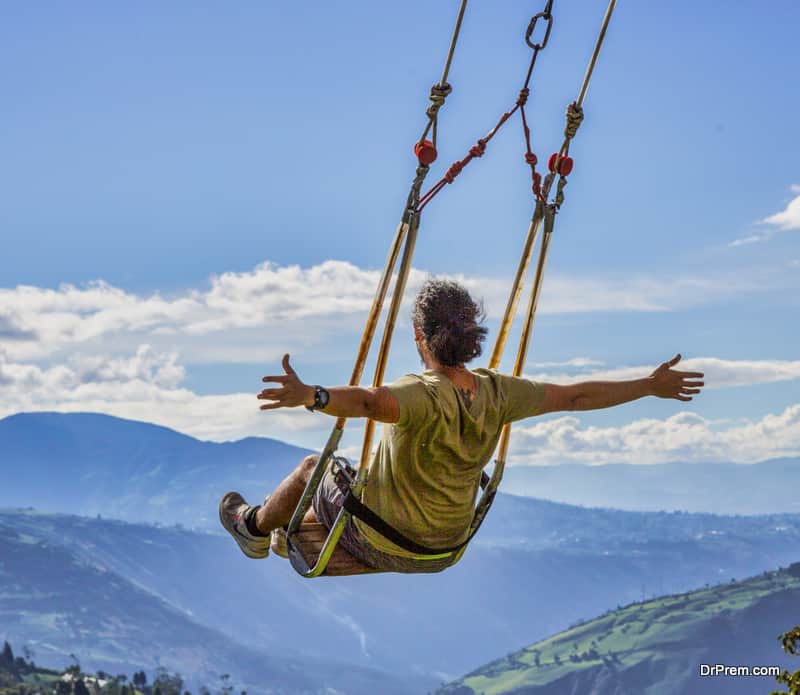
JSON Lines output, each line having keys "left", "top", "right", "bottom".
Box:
{"left": 354, "top": 368, "right": 545, "bottom": 559}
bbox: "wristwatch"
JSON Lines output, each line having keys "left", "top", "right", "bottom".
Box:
{"left": 305, "top": 385, "right": 330, "bottom": 412}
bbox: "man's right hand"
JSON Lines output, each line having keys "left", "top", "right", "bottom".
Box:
{"left": 258, "top": 354, "right": 316, "bottom": 410}
{"left": 648, "top": 354, "right": 704, "bottom": 402}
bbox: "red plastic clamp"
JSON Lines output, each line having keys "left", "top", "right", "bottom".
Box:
{"left": 548, "top": 153, "right": 574, "bottom": 176}
{"left": 414, "top": 140, "right": 438, "bottom": 165}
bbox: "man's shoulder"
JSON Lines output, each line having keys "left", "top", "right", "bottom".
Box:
{"left": 384, "top": 372, "right": 439, "bottom": 397}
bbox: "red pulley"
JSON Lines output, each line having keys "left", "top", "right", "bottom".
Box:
{"left": 525, "top": 152, "right": 538, "bottom": 166}
{"left": 548, "top": 153, "right": 574, "bottom": 176}
{"left": 414, "top": 140, "right": 438, "bottom": 165}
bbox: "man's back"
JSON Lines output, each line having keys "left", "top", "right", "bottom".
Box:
{"left": 357, "top": 369, "right": 545, "bottom": 559}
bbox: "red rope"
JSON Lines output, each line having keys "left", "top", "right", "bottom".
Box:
{"left": 417, "top": 107, "right": 525, "bottom": 212}
{"left": 414, "top": 3, "right": 554, "bottom": 214}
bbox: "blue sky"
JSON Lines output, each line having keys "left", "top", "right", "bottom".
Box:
{"left": 1, "top": 1, "right": 798, "bottom": 465}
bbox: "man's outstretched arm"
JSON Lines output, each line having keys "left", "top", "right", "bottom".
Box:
{"left": 536, "top": 354, "right": 705, "bottom": 415}
{"left": 258, "top": 354, "right": 400, "bottom": 423}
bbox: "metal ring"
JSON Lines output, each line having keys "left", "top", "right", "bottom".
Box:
{"left": 525, "top": 11, "right": 553, "bottom": 50}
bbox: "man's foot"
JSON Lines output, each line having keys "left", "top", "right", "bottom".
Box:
{"left": 219, "top": 492, "right": 270, "bottom": 559}
{"left": 270, "top": 528, "right": 289, "bottom": 558}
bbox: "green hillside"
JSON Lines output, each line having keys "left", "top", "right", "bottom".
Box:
{"left": 440, "top": 564, "right": 800, "bottom": 695}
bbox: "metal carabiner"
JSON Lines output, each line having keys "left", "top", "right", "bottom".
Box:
{"left": 330, "top": 455, "right": 356, "bottom": 489}
{"left": 525, "top": 10, "right": 554, "bottom": 51}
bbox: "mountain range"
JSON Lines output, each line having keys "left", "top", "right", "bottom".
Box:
{"left": 3, "top": 411, "right": 800, "bottom": 691}
{"left": 502, "top": 458, "right": 800, "bottom": 514}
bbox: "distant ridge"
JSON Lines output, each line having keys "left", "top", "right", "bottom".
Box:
{"left": 503, "top": 457, "right": 800, "bottom": 514}
{"left": 0, "top": 411, "right": 313, "bottom": 526}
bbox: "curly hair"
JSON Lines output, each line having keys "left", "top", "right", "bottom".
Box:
{"left": 411, "top": 279, "right": 488, "bottom": 367}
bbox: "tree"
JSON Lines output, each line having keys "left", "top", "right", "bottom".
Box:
{"left": 1, "top": 642, "right": 13, "bottom": 667}
{"left": 773, "top": 626, "right": 800, "bottom": 695}
{"left": 22, "top": 645, "right": 34, "bottom": 664}
{"left": 153, "top": 666, "right": 184, "bottom": 695}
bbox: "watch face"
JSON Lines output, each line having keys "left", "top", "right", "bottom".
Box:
{"left": 318, "top": 387, "right": 330, "bottom": 409}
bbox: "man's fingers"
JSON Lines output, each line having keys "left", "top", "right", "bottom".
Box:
{"left": 262, "top": 375, "right": 289, "bottom": 384}
{"left": 674, "top": 394, "right": 692, "bottom": 402}
{"left": 258, "top": 389, "right": 282, "bottom": 399}
{"left": 681, "top": 380, "right": 704, "bottom": 387}
{"left": 676, "top": 371, "right": 704, "bottom": 379}
{"left": 260, "top": 402, "right": 283, "bottom": 410}
{"left": 282, "top": 353, "right": 296, "bottom": 375}
{"left": 680, "top": 387, "right": 701, "bottom": 395}
{"left": 667, "top": 353, "right": 682, "bottom": 367}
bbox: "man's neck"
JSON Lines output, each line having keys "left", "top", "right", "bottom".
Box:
{"left": 425, "top": 361, "right": 473, "bottom": 383}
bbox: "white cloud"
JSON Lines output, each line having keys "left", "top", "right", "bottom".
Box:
{"left": 0, "top": 346, "right": 320, "bottom": 443}
{"left": 528, "top": 357, "right": 606, "bottom": 369}
{"left": 729, "top": 185, "right": 800, "bottom": 246}
{"left": 729, "top": 233, "right": 771, "bottom": 247}
{"left": 0, "top": 262, "right": 379, "bottom": 362}
{"left": 525, "top": 357, "right": 800, "bottom": 390}
{"left": 0, "top": 260, "right": 786, "bottom": 365}
{"left": 508, "top": 404, "right": 800, "bottom": 466}
{"left": 762, "top": 185, "right": 800, "bottom": 230}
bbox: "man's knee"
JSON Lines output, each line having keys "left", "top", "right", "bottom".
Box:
{"left": 300, "top": 454, "right": 320, "bottom": 479}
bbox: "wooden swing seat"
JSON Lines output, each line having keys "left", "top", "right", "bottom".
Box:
{"left": 271, "top": 523, "right": 382, "bottom": 577}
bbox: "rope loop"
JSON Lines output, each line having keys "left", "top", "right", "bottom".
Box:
{"left": 532, "top": 171, "right": 542, "bottom": 198}
{"left": 444, "top": 160, "right": 464, "bottom": 183}
{"left": 426, "top": 82, "right": 453, "bottom": 120}
{"left": 516, "top": 87, "right": 530, "bottom": 107}
{"left": 564, "top": 101, "right": 585, "bottom": 140}
{"left": 524, "top": 152, "right": 538, "bottom": 166}
{"left": 469, "top": 139, "right": 487, "bottom": 158}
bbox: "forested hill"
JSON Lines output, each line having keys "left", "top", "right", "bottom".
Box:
{"left": 439, "top": 563, "right": 800, "bottom": 695}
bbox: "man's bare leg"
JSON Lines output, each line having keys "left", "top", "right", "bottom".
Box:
{"left": 255, "top": 454, "right": 319, "bottom": 534}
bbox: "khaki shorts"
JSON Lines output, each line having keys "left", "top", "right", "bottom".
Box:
{"left": 312, "top": 464, "right": 455, "bottom": 574}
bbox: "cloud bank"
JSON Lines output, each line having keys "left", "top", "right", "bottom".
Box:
{"left": 2, "top": 344, "right": 799, "bottom": 463}
{"left": 0, "top": 259, "right": 784, "bottom": 365}
{"left": 509, "top": 405, "right": 800, "bottom": 466}
{"left": 525, "top": 356, "right": 800, "bottom": 390}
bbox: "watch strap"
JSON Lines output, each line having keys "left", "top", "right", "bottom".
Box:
{"left": 305, "top": 385, "right": 330, "bottom": 412}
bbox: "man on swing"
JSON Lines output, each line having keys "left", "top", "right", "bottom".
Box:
{"left": 220, "top": 278, "right": 705, "bottom": 573}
